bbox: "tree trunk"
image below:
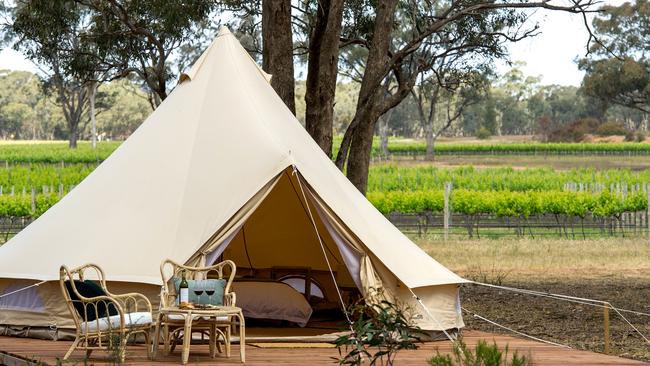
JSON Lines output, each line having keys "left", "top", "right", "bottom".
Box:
{"left": 379, "top": 114, "right": 390, "bottom": 157}
{"left": 337, "top": 0, "right": 398, "bottom": 193}
{"left": 262, "top": 0, "right": 296, "bottom": 114}
{"left": 346, "top": 108, "right": 380, "bottom": 195}
{"left": 88, "top": 82, "right": 98, "bottom": 149}
{"left": 68, "top": 123, "right": 78, "bottom": 149}
{"left": 425, "top": 97, "right": 438, "bottom": 161}
{"left": 304, "top": 0, "right": 344, "bottom": 157}
{"left": 425, "top": 123, "right": 436, "bottom": 161}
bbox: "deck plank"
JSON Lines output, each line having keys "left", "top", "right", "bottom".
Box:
{"left": 0, "top": 331, "right": 647, "bottom": 365}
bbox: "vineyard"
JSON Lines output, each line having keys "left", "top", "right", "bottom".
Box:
{"left": 0, "top": 150, "right": 649, "bottom": 239}
{"left": 5, "top": 139, "right": 650, "bottom": 164}
{"left": 0, "top": 142, "right": 119, "bottom": 163}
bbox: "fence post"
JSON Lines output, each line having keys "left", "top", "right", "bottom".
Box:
{"left": 444, "top": 182, "right": 453, "bottom": 240}
{"left": 31, "top": 188, "right": 35, "bottom": 215}
{"left": 647, "top": 183, "right": 650, "bottom": 238}
{"left": 604, "top": 303, "right": 610, "bottom": 355}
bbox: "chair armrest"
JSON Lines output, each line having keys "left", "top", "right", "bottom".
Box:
{"left": 110, "top": 292, "right": 153, "bottom": 314}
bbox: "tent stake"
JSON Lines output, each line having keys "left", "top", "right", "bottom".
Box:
{"left": 604, "top": 303, "right": 610, "bottom": 355}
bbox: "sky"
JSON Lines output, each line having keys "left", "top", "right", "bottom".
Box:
{"left": 494, "top": 9, "right": 595, "bottom": 86}
{"left": 0, "top": 3, "right": 626, "bottom": 87}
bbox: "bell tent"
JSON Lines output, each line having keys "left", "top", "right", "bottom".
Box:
{"left": 0, "top": 27, "right": 467, "bottom": 338}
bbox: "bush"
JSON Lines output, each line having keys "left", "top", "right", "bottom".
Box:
{"left": 335, "top": 295, "right": 420, "bottom": 366}
{"left": 623, "top": 130, "right": 646, "bottom": 142}
{"left": 548, "top": 118, "right": 600, "bottom": 142}
{"left": 596, "top": 121, "right": 630, "bottom": 136}
{"left": 428, "top": 338, "right": 530, "bottom": 366}
{"left": 476, "top": 127, "right": 491, "bottom": 140}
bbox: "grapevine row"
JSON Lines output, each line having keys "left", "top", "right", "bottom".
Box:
{"left": 366, "top": 189, "right": 646, "bottom": 218}
{"left": 0, "top": 189, "right": 644, "bottom": 219}
{"left": 4, "top": 163, "right": 650, "bottom": 194}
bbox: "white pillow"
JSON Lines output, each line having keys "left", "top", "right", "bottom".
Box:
{"left": 233, "top": 281, "right": 313, "bottom": 327}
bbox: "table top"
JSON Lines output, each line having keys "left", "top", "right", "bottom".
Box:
{"left": 160, "top": 305, "right": 242, "bottom": 315}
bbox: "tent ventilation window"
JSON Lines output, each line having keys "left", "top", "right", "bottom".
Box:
{"left": 279, "top": 275, "right": 325, "bottom": 299}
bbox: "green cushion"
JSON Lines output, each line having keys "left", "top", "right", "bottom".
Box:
{"left": 172, "top": 278, "right": 226, "bottom": 306}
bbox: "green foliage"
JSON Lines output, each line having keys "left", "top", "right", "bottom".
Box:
{"left": 334, "top": 298, "right": 420, "bottom": 366}
{"left": 428, "top": 338, "right": 529, "bottom": 366}
{"left": 0, "top": 70, "right": 150, "bottom": 143}
{"left": 0, "top": 195, "right": 31, "bottom": 217}
{"left": 580, "top": 0, "right": 650, "bottom": 113}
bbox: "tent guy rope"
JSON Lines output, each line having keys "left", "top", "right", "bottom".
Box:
{"left": 472, "top": 281, "right": 650, "bottom": 345}
{"left": 407, "top": 287, "right": 455, "bottom": 342}
{"left": 462, "top": 307, "right": 572, "bottom": 349}
{"left": 291, "top": 166, "right": 354, "bottom": 330}
{"left": 0, "top": 281, "right": 46, "bottom": 299}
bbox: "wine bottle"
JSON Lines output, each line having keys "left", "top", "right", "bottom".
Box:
{"left": 179, "top": 270, "right": 189, "bottom": 305}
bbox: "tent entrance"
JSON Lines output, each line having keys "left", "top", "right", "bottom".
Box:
{"left": 200, "top": 167, "right": 362, "bottom": 331}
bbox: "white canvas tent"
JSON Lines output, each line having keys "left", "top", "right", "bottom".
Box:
{"left": 0, "top": 27, "right": 467, "bottom": 337}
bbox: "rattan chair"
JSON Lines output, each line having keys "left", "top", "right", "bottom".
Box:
{"left": 59, "top": 263, "right": 153, "bottom": 362}
{"left": 158, "top": 259, "right": 237, "bottom": 358}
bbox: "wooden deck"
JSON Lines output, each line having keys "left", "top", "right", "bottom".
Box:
{"left": 0, "top": 331, "right": 646, "bottom": 366}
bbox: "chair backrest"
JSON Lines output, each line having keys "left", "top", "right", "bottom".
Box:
{"left": 160, "top": 259, "right": 236, "bottom": 308}
{"left": 59, "top": 263, "right": 110, "bottom": 327}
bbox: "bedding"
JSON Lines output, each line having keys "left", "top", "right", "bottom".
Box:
{"left": 232, "top": 281, "right": 313, "bottom": 327}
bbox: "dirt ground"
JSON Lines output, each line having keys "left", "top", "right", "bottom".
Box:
{"left": 381, "top": 154, "right": 650, "bottom": 171}
{"left": 460, "top": 277, "right": 650, "bottom": 362}
{"left": 416, "top": 238, "right": 650, "bottom": 362}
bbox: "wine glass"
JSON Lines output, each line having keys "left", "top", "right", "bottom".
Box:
{"left": 205, "top": 283, "right": 216, "bottom": 306}
{"left": 193, "top": 283, "right": 204, "bottom": 305}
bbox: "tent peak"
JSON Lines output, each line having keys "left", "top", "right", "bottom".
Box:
{"left": 179, "top": 25, "right": 271, "bottom": 85}
{"left": 218, "top": 25, "right": 233, "bottom": 36}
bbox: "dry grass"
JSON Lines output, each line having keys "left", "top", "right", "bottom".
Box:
{"left": 417, "top": 237, "right": 650, "bottom": 280}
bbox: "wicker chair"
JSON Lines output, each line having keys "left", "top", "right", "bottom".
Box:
{"left": 158, "top": 259, "right": 237, "bottom": 358}
{"left": 59, "top": 263, "right": 153, "bottom": 362}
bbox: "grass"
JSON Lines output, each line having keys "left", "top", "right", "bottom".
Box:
{"left": 0, "top": 141, "right": 120, "bottom": 163}
{"left": 416, "top": 237, "right": 650, "bottom": 280}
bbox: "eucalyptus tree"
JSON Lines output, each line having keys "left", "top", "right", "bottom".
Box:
{"left": 580, "top": 0, "right": 650, "bottom": 113}
{"left": 412, "top": 69, "right": 489, "bottom": 160}
{"left": 8, "top": 0, "right": 216, "bottom": 148}
{"left": 334, "top": 0, "right": 599, "bottom": 194}
{"left": 69, "top": 0, "right": 216, "bottom": 109}
{"left": 10, "top": 1, "right": 94, "bottom": 147}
